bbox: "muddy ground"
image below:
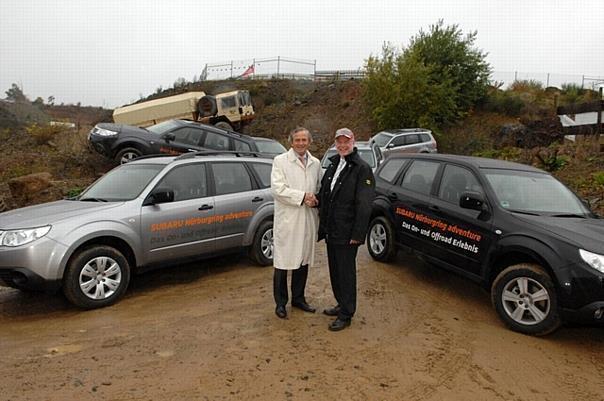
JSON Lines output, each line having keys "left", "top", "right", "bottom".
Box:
{"left": 1, "top": 244, "right": 603, "bottom": 401}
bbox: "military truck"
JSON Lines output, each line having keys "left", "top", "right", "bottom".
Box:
{"left": 113, "top": 90, "right": 254, "bottom": 131}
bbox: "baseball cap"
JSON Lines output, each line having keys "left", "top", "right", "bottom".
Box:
{"left": 335, "top": 128, "right": 354, "bottom": 139}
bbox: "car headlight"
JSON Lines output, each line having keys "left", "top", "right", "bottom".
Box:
{"left": 579, "top": 249, "right": 604, "bottom": 274}
{"left": 91, "top": 127, "right": 118, "bottom": 137}
{"left": 0, "top": 226, "right": 51, "bottom": 247}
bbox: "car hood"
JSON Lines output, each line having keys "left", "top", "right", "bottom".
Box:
{"left": 0, "top": 200, "right": 124, "bottom": 229}
{"left": 96, "top": 122, "right": 159, "bottom": 138}
{"left": 514, "top": 214, "right": 604, "bottom": 253}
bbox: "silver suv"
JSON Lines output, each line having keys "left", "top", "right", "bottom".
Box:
{"left": 0, "top": 152, "right": 275, "bottom": 309}
{"left": 371, "top": 128, "right": 437, "bottom": 157}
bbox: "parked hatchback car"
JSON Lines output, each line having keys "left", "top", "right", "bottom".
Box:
{"left": 0, "top": 152, "right": 275, "bottom": 308}
{"left": 321, "top": 141, "right": 384, "bottom": 172}
{"left": 88, "top": 119, "right": 283, "bottom": 164}
{"left": 371, "top": 128, "right": 437, "bottom": 157}
{"left": 366, "top": 153, "right": 604, "bottom": 335}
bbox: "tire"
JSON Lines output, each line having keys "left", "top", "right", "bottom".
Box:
{"left": 366, "top": 216, "right": 397, "bottom": 262}
{"left": 198, "top": 95, "right": 217, "bottom": 117}
{"left": 214, "top": 121, "right": 233, "bottom": 131}
{"left": 249, "top": 220, "right": 273, "bottom": 266}
{"left": 63, "top": 245, "right": 131, "bottom": 309}
{"left": 491, "top": 263, "right": 561, "bottom": 336}
{"left": 114, "top": 147, "right": 142, "bottom": 164}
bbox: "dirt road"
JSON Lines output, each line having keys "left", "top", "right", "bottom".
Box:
{"left": 1, "top": 245, "right": 603, "bottom": 401}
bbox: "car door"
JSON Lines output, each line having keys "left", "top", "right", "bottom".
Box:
{"left": 389, "top": 159, "right": 441, "bottom": 252}
{"left": 159, "top": 127, "right": 204, "bottom": 155}
{"left": 428, "top": 163, "right": 494, "bottom": 277}
{"left": 140, "top": 163, "right": 215, "bottom": 264}
{"left": 210, "top": 161, "right": 265, "bottom": 251}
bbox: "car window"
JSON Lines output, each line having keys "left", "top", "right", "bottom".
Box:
{"left": 254, "top": 139, "right": 287, "bottom": 154}
{"left": 147, "top": 120, "right": 181, "bottom": 135}
{"left": 80, "top": 164, "right": 164, "bottom": 201}
{"left": 321, "top": 149, "right": 338, "bottom": 168}
{"left": 212, "top": 162, "right": 253, "bottom": 195}
{"left": 391, "top": 135, "right": 406, "bottom": 147}
{"left": 420, "top": 133, "right": 431, "bottom": 143}
{"left": 378, "top": 158, "right": 406, "bottom": 182}
{"left": 372, "top": 132, "right": 393, "bottom": 147}
{"left": 401, "top": 160, "right": 440, "bottom": 195}
{"left": 171, "top": 128, "right": 203, "bottom": 146}
{"left": 438, "top": 165, "right": 483, "bottom": 205}
{"left": 358, "top": 149, "right": 376, "bottom": 168}
{"left": 204, "top": 132, "right": 230, "bottom": 150}
{"left": 234, "top": 139, "right": 251, "bottom": 152}
{"left": 155, "top": 164, "right": 207, "bottom": 202}
{"left": 220, "top": 96, "right": 237, "bottom": 108}
{"left": 249, "top": 162, "right": 272, "bottom": 188}
{"left": 404, "top": 134, "right": 420, "bottom": 145}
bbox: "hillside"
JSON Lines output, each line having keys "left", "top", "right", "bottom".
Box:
{"left": 0, "top": 79, "right": 602, "bottom": 215}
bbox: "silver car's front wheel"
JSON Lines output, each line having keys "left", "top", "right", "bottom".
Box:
{"left": 260, "top": 228, "right": 274, "bottom": 261}
{"left": 79, "top": 256, "right": 123, "bottom": 300}
{"left": 64, "top": 245, "right": 131, "bottom": 309}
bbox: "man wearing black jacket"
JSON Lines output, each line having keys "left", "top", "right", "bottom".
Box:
{"left": 317, "top": 128, "right": 375, "bottom": 331}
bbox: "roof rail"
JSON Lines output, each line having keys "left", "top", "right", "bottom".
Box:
{"left": 128, "top": 153, "right": 176, "bottom": 161}
{"left": 175, "top": 150, "right": 264, "bottom": 160}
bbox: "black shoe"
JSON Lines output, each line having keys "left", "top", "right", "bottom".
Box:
{"left": 328, "top": 318, "right": 351, "bottom": 331}
{"left": 323, "top": 305, "right": 340, "bottom": 316}
{"left": 292, "top": 301, "right": 316, "bottom": 313}
{"left": 275, "top": 305, "right": 287, "bottom": 319}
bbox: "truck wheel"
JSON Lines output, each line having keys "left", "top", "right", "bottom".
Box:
{"left": 63, "top": 245, "right": 131, "bottom": 309}
{"left": 198, "top": 96, "right": 217, "bottom": 116}
{"left": 367, "top": 216, "right": 397, "bottom": 262}
{"left": 115, "top": 147, "right": 142, "bottom": 164}
{"left": 491, "top": 263, "right": 561, "bottom": 336}
{"left": 214, "top": 121, "right": 233, "bottom": 131}
{"left": 249, "top": 220, "right": 273, "bottom": 266}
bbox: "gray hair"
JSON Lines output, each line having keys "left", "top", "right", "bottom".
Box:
{"left": 288, "top": 127, "right": 313, "bottom": 143}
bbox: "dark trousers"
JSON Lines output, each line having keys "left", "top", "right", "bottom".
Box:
{"left": 273, "top": 265, "right": 309, "bottom": 307}
{"left": 326, "top": 242, "right": 359, "bottom": 321}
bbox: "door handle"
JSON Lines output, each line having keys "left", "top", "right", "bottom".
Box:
{"left": 252, "top": 196, "right": 264, "bottom": 203}
{"left": 387, "top": 192, "right": 398, "bottom": 201}
{"left": 429, "top": 205, "right": 440, "bottom": 212}
{"left": 198, "top": 204, "right": 214, "bottom": 211}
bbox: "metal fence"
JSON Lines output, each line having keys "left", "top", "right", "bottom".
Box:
{"left": 201, "top": 57, "right": 604, "bottom": 89}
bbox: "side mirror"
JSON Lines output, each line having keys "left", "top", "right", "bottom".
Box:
{"left": 387, "top": 143, "right": 395, "bottom": 149}
{"left": 459, "top": 191, "right": 486, "bottom": 211}
{"left": 161, "top": 133, "right": 175, "bottom": 143}
{"left": 143, "top": 187, "right": 174, "bottom": 206}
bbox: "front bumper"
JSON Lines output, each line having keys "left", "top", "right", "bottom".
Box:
{"left": 557, "top": 262, "right": 604, "bottom": 323}
{"left": 0, "top": 236, "right": 69, "bottom": 291}
{"left": 88, "top": 132, "right": 118, "bottom": 158}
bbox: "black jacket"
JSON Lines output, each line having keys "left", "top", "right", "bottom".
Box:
{"left": 317, "top": 148, "right": 375, "bottom": 244}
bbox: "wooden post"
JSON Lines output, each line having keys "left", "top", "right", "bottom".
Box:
{"left": 598, "top": 87, "right": 603, "bottom": 152}
{"left": 277, "top": 56, "right": 280, "bottom": 78}
{"left": 230, "top": 61, "right": 233, "bottom": 79}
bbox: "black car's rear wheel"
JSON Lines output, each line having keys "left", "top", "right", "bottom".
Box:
{"left": 491, "top": 263, "right": 561, "bottom": 336}
{"left": 367, "top": 216, "right": 396, "bottom": 262}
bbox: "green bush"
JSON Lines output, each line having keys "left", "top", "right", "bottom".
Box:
{"left": 480, "top": 91, "right": 525, "bottom": 116}
{"left": 26, "top": 123, "right": 64, "bottom": 145}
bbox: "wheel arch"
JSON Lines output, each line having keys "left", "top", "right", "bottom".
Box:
{"left": 111, "top": 139, "right": 151, "bottom": 157}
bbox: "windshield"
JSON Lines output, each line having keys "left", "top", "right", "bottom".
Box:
{"left": 483, "top": 168, "right": 589, "bottom": 215}
{"left": 321, "top": 149, "right": 375, "bottom": 168}
{"left": 372, "top": 132, "right": 393, "bottom": 147}
{"left": 254, "top": 139, "right": 287, "bottom": 154}
{"left": 79, "top": 164, "right": 165, "bottom": 201}
{"left": 147, "top": 120, "right": 181, "bottom": 135}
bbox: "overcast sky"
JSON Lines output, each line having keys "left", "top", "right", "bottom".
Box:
{"left": 1, "top": 0, "right": 602, "bottom": 108}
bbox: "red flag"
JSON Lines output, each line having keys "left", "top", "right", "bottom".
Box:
{"left": 241, "top": 64, "right": 255, "bottom": 78}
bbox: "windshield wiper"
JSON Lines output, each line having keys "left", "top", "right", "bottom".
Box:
{"left": 79, "top": 197, "right": 108, "bottom": 202}
{"left": 507, "top": 209, "right": 540, "bottom": 216}
{"left": 549, "top": 213, "right": 587, "bottom": 218}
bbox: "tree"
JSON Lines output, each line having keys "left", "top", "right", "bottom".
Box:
{"left": 362, "top": 21, "right": 491, "bottom": 134}
{"left": 5, "top": 83, "right": 28, "bottom": 102}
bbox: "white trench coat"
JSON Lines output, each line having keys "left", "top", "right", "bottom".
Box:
{"left": 271, "top": 148, "right": 321, "bottom": 270}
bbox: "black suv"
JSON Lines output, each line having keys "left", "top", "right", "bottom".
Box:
{"left": 88, "top": 119, "right": 282, "bottom": 164}
{"left": 366, "top": 153, "right": 604, "bottom": 335}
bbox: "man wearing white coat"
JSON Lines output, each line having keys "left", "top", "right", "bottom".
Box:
{"left": 271, "top": 127, "right": 321, "bottom": 319}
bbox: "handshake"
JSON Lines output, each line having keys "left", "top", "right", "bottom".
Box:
{"left": 304, "top": 192, "right": 318, "bottom": 207}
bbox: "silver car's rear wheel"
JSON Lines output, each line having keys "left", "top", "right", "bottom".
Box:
{"left": 249, "top": 220, "right": 273, "bottom": 266}
{"left": 260, "top": 228, "right": 274, "bottom": 260}
{"left": 79, "top": 256, "right": 123, "bottom": 300}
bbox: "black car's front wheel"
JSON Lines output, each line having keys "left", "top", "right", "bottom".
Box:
{"left": 115, "top": 147, "right": 142, "bottom": 164}
{"left": 367, "top": 216, "right": 396, "bottom": 262}
{"left": 63, "top": 245, "right": 131, "bottom": 309}
{"left": 491, "top": 263, "right": 561, "bottom": 336}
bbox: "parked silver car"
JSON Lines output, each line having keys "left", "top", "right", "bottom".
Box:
{"left": 320, "top": 141, "right": 384, "bottom": 172}
{"left": 371, "top": 128, "right": 437, "bottom": 157}
{"left": 0, "top": 152, "right": 275, "bottom": 309}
